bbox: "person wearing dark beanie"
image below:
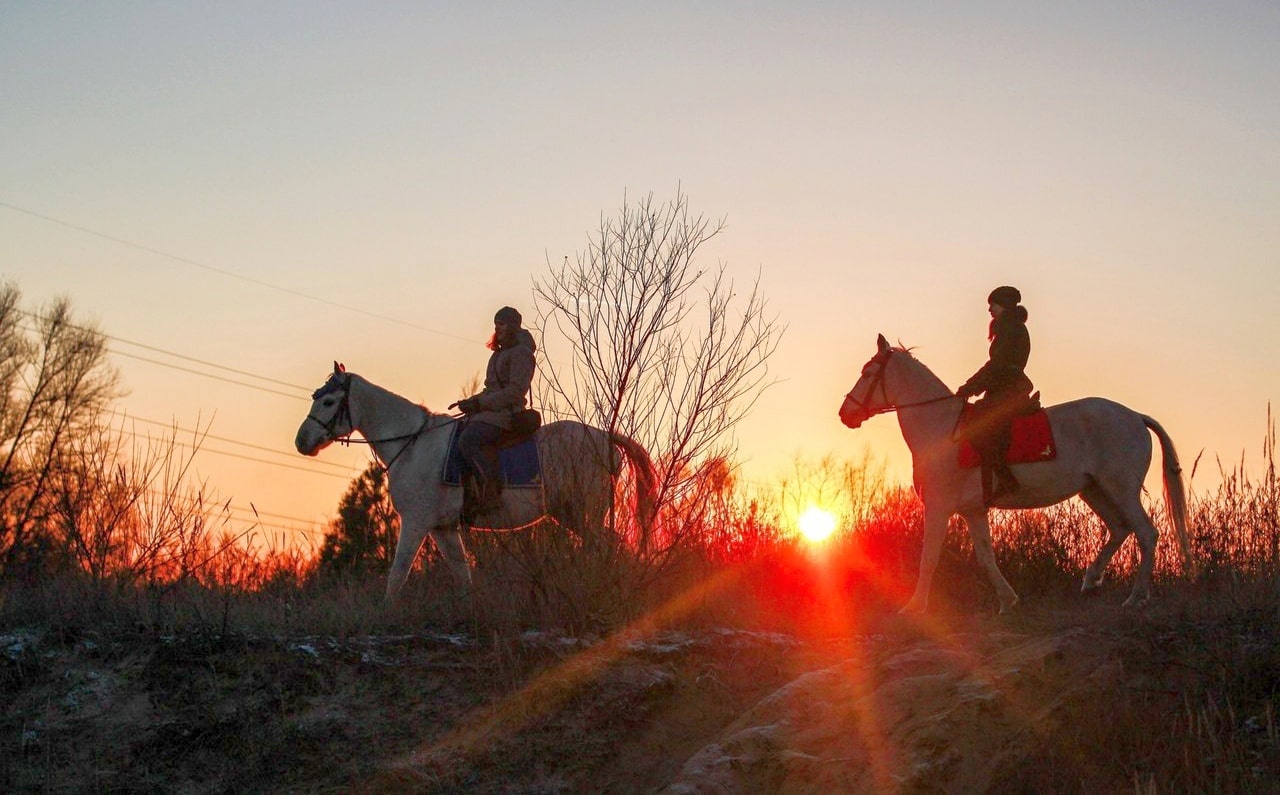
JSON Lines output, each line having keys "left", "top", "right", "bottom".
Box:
{"left": 957, "top": 286, "right": 1035, "bottom": 503}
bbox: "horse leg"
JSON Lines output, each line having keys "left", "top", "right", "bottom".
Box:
{"left": 1079, "top": 485, "right": 1134, "bottom": 597}
{"left": 384, "top": 522, "right": 429, "bottom": 605}
{"left": 429, "top": 528, "right": 473, "bottom": 592}
{"left": 1116, "top": 496, "right": 1159, "bottom": 608}
{"left": 901, "top": 505, "right": 950, "bottom": 614}
{"left": 961, "top": 510, "right": 1019, "bottom": 613}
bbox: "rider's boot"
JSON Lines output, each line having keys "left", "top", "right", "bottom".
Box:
{"left": 991, "top": 464, "right": 1020, "bottom": 499}
{"left": 475, "top": 475, "right": 504, "bottom": 516}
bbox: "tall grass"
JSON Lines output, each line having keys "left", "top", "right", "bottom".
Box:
{"left": 0, "top": 415, "right": 1275, "bottom": 636}
{"left": 4, "top": 414, "right": 1278, "bottom": 639}
{"left": 4, "top": 414, "right": 1279, "bottom": 791}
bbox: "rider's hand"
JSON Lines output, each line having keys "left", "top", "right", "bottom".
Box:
{"left": 456, "top": 397, "right": 481, "bottom": 414}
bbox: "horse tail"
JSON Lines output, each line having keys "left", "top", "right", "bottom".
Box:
{"left": 608, "top": 432, "right": 659, "bottom": 549}
{"left": 1142, "top": 414, "right": 1194, "bottom": 575}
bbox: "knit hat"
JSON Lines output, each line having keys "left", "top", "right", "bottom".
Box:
{"left": 987, "top": 286, "right": 1021, "bottom": 308}
{"left": 494, "top": 306, "right": 522, "bottom": 326}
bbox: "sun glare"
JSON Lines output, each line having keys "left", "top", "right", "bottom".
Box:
{"left": 797, "top": 506, "right": 837, "bottom": 543}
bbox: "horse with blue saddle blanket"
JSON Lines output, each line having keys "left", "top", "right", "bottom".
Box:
{"left": 295, "top": 363, "right": 657, "bottom": 604}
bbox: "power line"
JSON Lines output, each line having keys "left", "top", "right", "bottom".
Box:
{"left": 227, "top": 503, "right": 327, "bottom": 526}
{"left": 115, "top": 428, "right": 360, "bottom": 480}
{"left": 105, "top": 329, "right": 311, "bottom": 391}
{"left": 222, "top": 507, "right": 332, "bottom": 539}
{"left": 17, "top": 310, "right": 314, "bottom": 398}
{"left": 0, "top": 208, "right": 544, "bottom": 543}
{"left": 1, "top": 199, "right": 477, "bottom": 344}
{"left": 130, "top": 488, "right": 328, "bottom": 538}
{"left": 7, "top": 318, "right": 369, "bottom": 543}
{"left": 197, "top": 446, "right": 356, "bottom": 479}
{"left": 14, "top": 316, "right": 366, "bottom": 479}
{"left": 11, "top": 320, "right": 427, "bottom": 483}
{"left": 111, "top": 349, "right": 308, "bottom": 400}
{"left": 224, "top": 506, "right": 335, "bottom": 538}
{"left": 121, "top": 415, "right": 354, "bottom": 472}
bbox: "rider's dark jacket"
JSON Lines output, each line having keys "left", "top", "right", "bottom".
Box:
{"left": 468, "top": 328, "right": 536, "bottom": 430}
{"left": 959, "top": 306, "right": 1032, "bottom": 399}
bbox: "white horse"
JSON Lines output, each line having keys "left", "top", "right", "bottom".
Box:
{"left": 295, "top": 363, "right": 658, "bottom": 603}
{"left": 838, "top": 335, "right": 1191, "bottom": 614}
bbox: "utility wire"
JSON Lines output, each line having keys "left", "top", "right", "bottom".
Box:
{"left": 1, "top": 200, "right": 476, "bottom": 343}
{"left": 17, "top": 310, "right": 313, "bottom": 397}
{"left": 0, "top": 202, "right": 547, "bottom": 538}
{"left": 104, "top": 328, "right": 310, "bottom": 391}
{"left": 121, "top": 415, "right": 353, "bottom": 472}
{"left": 111, "top": 349, "right": 308, "bottom": 400}
{"left": 226, "top": 504, "right": 326, "bottom": 526}
{"left": 136, "top": 489, "right": 333, "bottom": 538}
{"left": 112, "top": 433, "right": 353, "bottom": 478}
{"left": 185, "top": 444, "right": 355, "bottom": 479}
{"left": 131, "top": 489, "right": 326, "bottom": 537}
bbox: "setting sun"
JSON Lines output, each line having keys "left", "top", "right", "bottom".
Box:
{"left": 797, "top": 506, "right": 837, "bottom": 543}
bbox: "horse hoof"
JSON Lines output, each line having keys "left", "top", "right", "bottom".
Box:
{"left": 1122, "top": 595, "right": 1150, "bottom": 609}
{"left": 898, "top": 602, "right": 927, "bottom": 616}
{"left": 998, "top": 596, "right": 1020, "bottom": 615}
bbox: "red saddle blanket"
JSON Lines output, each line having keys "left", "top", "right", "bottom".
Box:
{"left": 958, "top": 409, "right": 1057, "bottom": 469}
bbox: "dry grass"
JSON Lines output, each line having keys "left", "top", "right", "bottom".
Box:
{"left": 2, "top": 417, "right": 1279, "bottom": 791}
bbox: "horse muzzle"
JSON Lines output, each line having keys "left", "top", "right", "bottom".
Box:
{"left": 839, "top": 397, "right": 867, "bottom": 429}
{"left": 295, "top": 424, "right": 328, "bottom": 456}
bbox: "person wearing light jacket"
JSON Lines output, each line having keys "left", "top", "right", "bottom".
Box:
{"left": 454, "top": 306, "right": 536, "bottom": 519}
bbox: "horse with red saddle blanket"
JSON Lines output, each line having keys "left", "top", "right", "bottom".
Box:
{"left": 839, "top": 335, "right": 1191, "bottom": 615}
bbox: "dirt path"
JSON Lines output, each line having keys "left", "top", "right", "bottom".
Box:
{"left": 5, "top": 603, "right": 1279, "bottom": 793}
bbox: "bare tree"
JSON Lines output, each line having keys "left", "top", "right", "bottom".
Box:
{"left": 532, "top": 190, "right": 783, "bottom": 558}
{"left": 0, "top": 282, "right": 122, "bottom": 571}
{"left": 50, "top": 415, "right": 245, "bottom": 587}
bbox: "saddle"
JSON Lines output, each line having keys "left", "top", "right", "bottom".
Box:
{"left": 957, "top": 400, "right": 1057, "bottom": 469}
{"left": 506, "top": 408, "right": 541, "bottom": 442}
{"left": 441, "top": 420, "right": 543, "bottom": 488}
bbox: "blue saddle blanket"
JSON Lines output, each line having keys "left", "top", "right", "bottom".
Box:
{"left": 442, "top": 423, "right": 542, "bottom": 488}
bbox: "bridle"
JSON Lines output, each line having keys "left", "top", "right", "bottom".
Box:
{"left": 305, "top": 375, "right": 353, "bottom": 438}
{"left": 843, "top": 349, "right": 960, "bottom": 423}
{"left": 305, "top": 372, "right": 452, "bottom": 471}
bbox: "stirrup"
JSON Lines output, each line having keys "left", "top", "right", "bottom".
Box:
{"left": 464, "top": 475, "right": 503, "bottom": 521}
{"left": 475, "top": 489, "right": 503, "bottom": 514}
{"left": 992, "top": 466, "right": 1019, "bottom": 499}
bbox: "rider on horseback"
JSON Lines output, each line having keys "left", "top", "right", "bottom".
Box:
{"left": 454, "top": 306, "right": 537, "bottom": 522}
{"left": 956, "top": 286, "right": 1035, "bottom": 502}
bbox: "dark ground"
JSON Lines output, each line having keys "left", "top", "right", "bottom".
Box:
{"left": 5, "top": 597, "right": 1280, "bottom": 793}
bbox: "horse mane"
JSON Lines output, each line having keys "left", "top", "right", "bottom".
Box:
{"left": 347, "top": 373, "right": 455, "bottom": 424}
{"left": 889, "top": 342, "right": 953, "bottom": 394}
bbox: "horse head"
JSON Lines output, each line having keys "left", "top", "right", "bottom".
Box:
{"left": 295, "top": 361, "right": 355, "bottom": 455}
{"left": 839, "top": 334, "right": 896, "bottom": 429}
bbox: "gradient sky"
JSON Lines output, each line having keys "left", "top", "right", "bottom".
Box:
{"left": 3, "top": 2, "right": 1277, "bottom": 545}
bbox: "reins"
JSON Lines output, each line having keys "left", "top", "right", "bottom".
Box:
{"left": 844, "top": 349, "right": 965, "bottom": 423}
{"left": 308, "top": 373, "right": 461, "bottom": 471}
{"left": 337, "top": 413, "right": 464, "bottom": 472}
{"left": 891, "top": 394, "right": 962, "bottom": 411}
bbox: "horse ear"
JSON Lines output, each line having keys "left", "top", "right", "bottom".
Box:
{"left": 334, "top": 361, "right": 346, "bottom": 374}
{"left": 876, "top": 334, "right": 890, "bottom": 353}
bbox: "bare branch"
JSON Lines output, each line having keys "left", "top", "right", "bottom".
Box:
{"left": 532, "top": 190, "right": 784, "bottom": 562}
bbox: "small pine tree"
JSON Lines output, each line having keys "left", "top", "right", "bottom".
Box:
{"left": 317, "top": 462, "right": 399, "bottom": 576}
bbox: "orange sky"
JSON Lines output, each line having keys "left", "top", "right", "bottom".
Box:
{"left": 3, "top": 4, "right": 1277, "bottom": 546}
